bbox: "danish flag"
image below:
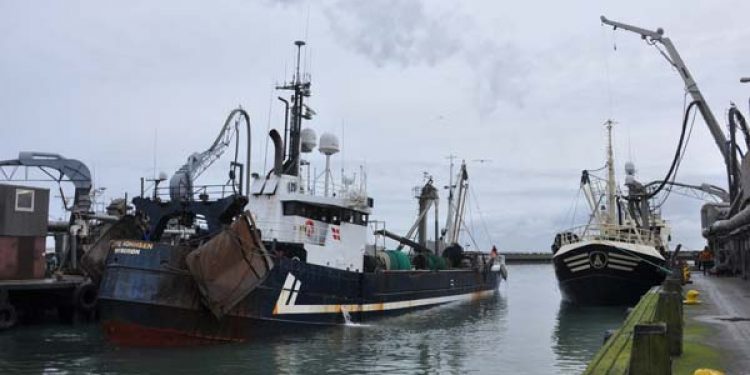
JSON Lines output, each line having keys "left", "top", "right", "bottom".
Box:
{"left": 331, "top": 227, "right": 341, "bottom": 241}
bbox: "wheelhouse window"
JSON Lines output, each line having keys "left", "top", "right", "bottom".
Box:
{"left": 282, "top": 201, "right": 368, "bottom": 226}
{"left": 15, "top": 189, "right": 34, "bottom": 212}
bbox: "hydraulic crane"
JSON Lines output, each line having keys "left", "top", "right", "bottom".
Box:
{"left": 169, "top": 108, "right": 252, "bottom": 201}
{"left": 600, "top": 16, "right": 729, "bottom": 167}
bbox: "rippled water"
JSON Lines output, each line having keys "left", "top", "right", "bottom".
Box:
{"left": 0, "top": 264, "right": 629, "bottom": 374}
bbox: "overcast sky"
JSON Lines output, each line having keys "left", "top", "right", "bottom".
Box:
{"left": 1, "top": 0, "right": 748, "bottom": 251}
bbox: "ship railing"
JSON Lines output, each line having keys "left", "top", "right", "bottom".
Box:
{"left": 253, "top": 219, "right": 328, "bottom": 246}
{"left": 559, "top": 223, "right": 658, "bottom": 247}
{"left": 146, "top": 183, "right": 243, "bottom": 202}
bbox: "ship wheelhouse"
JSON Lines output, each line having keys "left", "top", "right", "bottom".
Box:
{"left": 248, "top": 173, "right": 372, "bottom": 273}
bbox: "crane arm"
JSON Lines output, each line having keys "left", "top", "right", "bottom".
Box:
{"left": 600, "top": 16, "right": 729, "bottom": 166}
{"left": 644, "top": 180, "right": 729, "bottom": 202}
{"left": 0, "top": 152, "right": 92, "bottom": 214}
{"left": 169, "top": 108, "right": 251, "bottom": 201}
{"left": 374, "top": 229, "right": 431, "bottom": 253}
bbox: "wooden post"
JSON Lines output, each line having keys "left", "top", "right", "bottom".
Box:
{"left": 656, "top": 291, "right": 683, "bottom": 356}
{"left": 663, "top": 277, "right": 682, "bottom": 294}
{"left": 629, "top": 323, "right": 670, "bottom": 375}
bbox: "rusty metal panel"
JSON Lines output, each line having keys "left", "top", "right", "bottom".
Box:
{"left": 186, "top": 214, "right": 273, "bottom": 318}
{"left": 0, "top": 236, "right": 45, "bottom": 280}
{"left": 0, "top": 184, "right": 50, "bottom": 236}
{"left": 80, "top": 215, "right": 143, "bottom": 283}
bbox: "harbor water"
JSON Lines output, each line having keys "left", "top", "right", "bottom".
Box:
{"left": 0, "top": 264, "right": 629, "bottom": 374}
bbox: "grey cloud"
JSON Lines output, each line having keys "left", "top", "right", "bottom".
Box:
{"left": 324, "top": 0, "right": 529, "bottom": 114}
{"left": 325, "top": 0, "right": 464, "bottom": 67}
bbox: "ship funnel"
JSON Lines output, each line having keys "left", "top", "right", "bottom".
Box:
{"left": 269, "top": 129, "right": 283, "bottom": 176}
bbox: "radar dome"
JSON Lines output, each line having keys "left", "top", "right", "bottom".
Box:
{"left": 300, "top": 128, "right": 317, "bottom": 153}
{"left": 319, "top": 133, "right": 340, "bottom": 156}
{"left": 624, "top": 161, "right": 636, "bottom": 176}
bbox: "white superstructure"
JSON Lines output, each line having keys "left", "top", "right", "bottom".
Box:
{"left": 248, "top": 171, "right": 371, "bottom": 272}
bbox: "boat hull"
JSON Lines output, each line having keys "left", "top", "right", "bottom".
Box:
{"left": 98, "top": 244, "right": 500, "bottom": 346}
{"left": 553, "top": 241, "right": 666, "bottom": 306}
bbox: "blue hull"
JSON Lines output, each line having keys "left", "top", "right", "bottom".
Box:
{"left": 98, "top": 243, "right": 500, "bottom": 345}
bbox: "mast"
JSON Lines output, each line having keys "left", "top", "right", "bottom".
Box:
{"left": 606, "top": 120, "right": 617, "bottom": 225}
{"left": 446, "top": 162, "right": 469, "bottom": 245}
{"left": 444, "top": 154, "right": 457, "bottom": 235}
{"left": 276, "top": 40, "right": 312, "bottom": 176}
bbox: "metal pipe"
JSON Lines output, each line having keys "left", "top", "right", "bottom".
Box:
{"left": 324, "top": 155, "right": 331, "bottom": 197}
{"left": 89, "top": 213, "right": 120, "bottom": 222}
{"left": 269, "top": 129, "right": 283, "bottom": 176}
{"left": 70, "top": 231, "right": 78, "bottom": 271}
{"left": 244, "top": 111, "right": 252, "bottom": 197}
{"left": 48, "top": 221, "right": 69, "bottom": 232}
{"left": 278, "top": 97, "right": 289, "bottom": 160}
{"left": 434, "top": 200, "right": 439, "bottom": 255}
{"left": 704, "top": 205, "right": 750, "bottom": 237}
{"left": 728, "top": 111, "right": 739, "bottom": 203}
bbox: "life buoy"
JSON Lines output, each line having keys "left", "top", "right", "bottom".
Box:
{"left": 0, "top": 304, "right": 18, "bottom": 330}
{"left": 73, "top": 282, "right": 98, "bottom": 313}
{"left": 304, "top": 219, "right": 314, "bottom": 238}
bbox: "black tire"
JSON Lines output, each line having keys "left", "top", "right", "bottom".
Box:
{"left": 0, "top": 304, "right": 18, "bottom": 330}
{"left": 73, "top": 282, "right": 98, "bottom": 313}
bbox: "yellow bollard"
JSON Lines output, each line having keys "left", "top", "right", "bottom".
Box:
{"left": 684, "top": 290, "right": 701, "bottom": 305}
{"left": 693, "top": 369, "right": 725, "bottom": 375}
{"left": 683, "top": 263, "right": 691, "bottom": 282}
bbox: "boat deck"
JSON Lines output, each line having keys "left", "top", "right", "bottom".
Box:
{"left": 0, "top": 275, "right": 86, "bottom": 291}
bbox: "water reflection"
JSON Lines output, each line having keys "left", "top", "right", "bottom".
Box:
{"left": 0, "top": 266, "right": 641, "bottom": 374}
{"left": 552, "top": 302, "right": 627, "bottom": 373}
{"left": 269, "top": 293, "right": 509, "bottom": 374}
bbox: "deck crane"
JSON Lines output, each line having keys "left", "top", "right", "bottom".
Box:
{"left": 0, "top": 152, "right": 93, "bottom": 215}
{"left": 644, "top": 181, "right": 729, "bottom": 203}
{"left": 169, "top": 108, "right": 252, "bottom": 201}
{"left": 600, "top": 16, "right": 735, "bottom": 196}
{"left": 0, "top": 152, "right": 123, "bottom": 275}
{"left": 603, "top": 16, "right": 750, "bottom": 275}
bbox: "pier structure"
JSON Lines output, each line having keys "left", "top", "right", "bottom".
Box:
{"left": 584, "top": 264, "right": 750, "bottom": 374}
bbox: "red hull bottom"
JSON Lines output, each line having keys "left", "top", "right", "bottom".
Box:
{"left": 102, "top": 320, "right": 243, "bottom": 347}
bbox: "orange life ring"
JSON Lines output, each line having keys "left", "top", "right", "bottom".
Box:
{"left": 304, "top": 219, "right": 314, "bottom": 237}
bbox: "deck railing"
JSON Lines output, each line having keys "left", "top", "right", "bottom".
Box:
{"left": 559, "top": 223, "right": 658, "bottom": 247}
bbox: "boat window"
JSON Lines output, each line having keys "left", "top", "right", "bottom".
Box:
{"left": 15, "top": 189, "right": 34, "bottom": 212}
{"left": 353, "top": 212, "right": 368, "bottom": 225}
{"left": 282, "top": 201, "right": 368, "bottom": 226}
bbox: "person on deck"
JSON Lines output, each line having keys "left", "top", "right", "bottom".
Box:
{"left": 698, "top": 246, "right": 713, "bottom": 275}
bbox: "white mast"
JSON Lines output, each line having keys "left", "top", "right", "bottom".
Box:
{"left": 606, "top": 120, "right": 617, "bottom": 225}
